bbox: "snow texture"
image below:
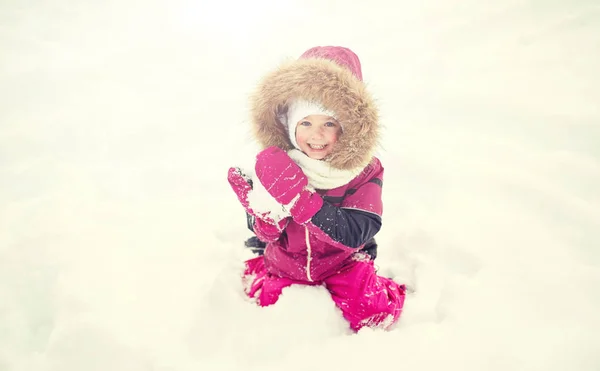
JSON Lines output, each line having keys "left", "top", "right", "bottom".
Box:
{"left": 1, "top": 1, "right": 599, "bottom": 370}
{"left": 245, "top": 167, "right": 291, "bottom": 222}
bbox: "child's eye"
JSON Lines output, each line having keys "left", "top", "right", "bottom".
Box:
{"left": 300, "top": 121, "right": 312, "bottom": 126}
{"left": 325, "top": 121, "right": 336, "bottom": 127}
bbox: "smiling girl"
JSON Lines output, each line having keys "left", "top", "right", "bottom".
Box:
{"left": 228, "top": 46, "right": 406, "bottom": 331}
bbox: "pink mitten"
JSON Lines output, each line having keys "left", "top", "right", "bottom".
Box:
{"left": 287, "top": 190, "right": 324, "bottom": 225}
{"left": 228, "top": 166, "right": 289, "bottom": 227}
{"left": 255, "top": 146, "right": 308, "bottom": 205}
{"left": 227, "top": 167, "right": 253, "bottom": 214}
{"left": 253, "top": 217, "right": 289, "bottom": 242}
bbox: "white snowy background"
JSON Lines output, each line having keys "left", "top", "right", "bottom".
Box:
{"left": 1, "top": 0, "right": 599, "bottom": 370}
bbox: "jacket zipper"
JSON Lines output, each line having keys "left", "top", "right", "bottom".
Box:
{"left": 304, "top": 226, "right": 313, "bottom": 282}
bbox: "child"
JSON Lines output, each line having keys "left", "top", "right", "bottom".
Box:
{"left": 228, "top": 46, "right": 406, "bottom": 331}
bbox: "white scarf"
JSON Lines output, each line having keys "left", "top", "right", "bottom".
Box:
{"left": 287, "top": 149, "right": 363, "bottom": 190}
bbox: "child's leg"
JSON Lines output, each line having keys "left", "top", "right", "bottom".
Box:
{"left": 324, "top": 259, "right": 406, "bottom": 331}
{"left": 243, "top": 256, "right": 296, "bottom": 306}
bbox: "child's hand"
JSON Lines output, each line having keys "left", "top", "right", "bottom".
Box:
{"left": 253, "top": 217, "right": 289, "bottom": 242}
{"left": 255, "top": 146, "right": 308, "bottom": 205}
{"left": 227, "top": 167, "right": 253, "bottom": 211}
{"left": 228, "top": 166, "right": 289, "bottom": 225}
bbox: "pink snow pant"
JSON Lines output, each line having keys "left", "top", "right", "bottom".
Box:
{"left": 243, "top": 256, "right": 406, "bottom": 331}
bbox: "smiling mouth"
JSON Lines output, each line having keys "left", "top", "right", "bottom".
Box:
{"left": 308, "top": 144, "right": 327, "bottom": 150}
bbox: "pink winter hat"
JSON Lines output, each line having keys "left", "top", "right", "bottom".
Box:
{"left": 299, "top": 46, "right": 363, "bottom": 81}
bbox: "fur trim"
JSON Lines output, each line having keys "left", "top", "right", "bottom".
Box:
{"left": 250, "top": 58, "right": 379, "bottom": 171}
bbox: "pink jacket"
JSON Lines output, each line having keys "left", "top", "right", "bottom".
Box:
{"left": 261, "top": 157, "right": 384, "bottom": 282}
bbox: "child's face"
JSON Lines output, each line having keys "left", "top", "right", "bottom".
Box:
{"left": 295, "top": 115, "right": 342, "bottom": 160}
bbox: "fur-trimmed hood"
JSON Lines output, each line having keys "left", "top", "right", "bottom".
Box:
{"left": 249, "top": 51, "right": 379, "bottom": 171}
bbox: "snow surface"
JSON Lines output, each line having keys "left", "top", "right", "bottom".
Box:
{"left": 1, "top": 1, "right": 599, "bottom": 370}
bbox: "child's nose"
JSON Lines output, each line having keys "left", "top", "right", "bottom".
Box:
{"left": 312, "top": 127, "right": 325, "bottom": 138}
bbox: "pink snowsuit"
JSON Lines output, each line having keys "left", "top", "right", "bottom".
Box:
{"left": 230, "top": 45, "right": 407, "bottom": 331}
{"left": 243, "top": 157, "right": 406, "bottom": 331}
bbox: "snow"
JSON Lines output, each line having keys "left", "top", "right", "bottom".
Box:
{"left": 245, "top": 167, "right": 292, "bottom": 222}
{"left": 1, "top": 1, "right": 599, "bottom": 370}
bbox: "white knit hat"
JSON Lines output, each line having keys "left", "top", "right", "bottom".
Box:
{"left": 281, "top": 99, "right": 337, "bottom": 149}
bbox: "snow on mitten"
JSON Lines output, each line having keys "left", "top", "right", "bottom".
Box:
{"left": 228, "top": 166, "right": 290, "bottom": 225}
